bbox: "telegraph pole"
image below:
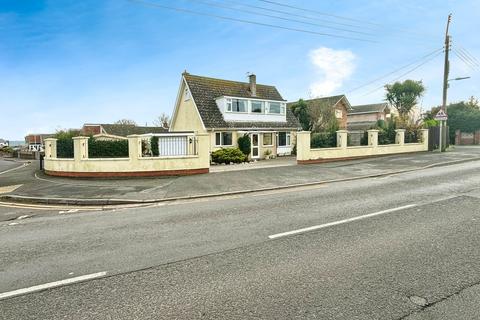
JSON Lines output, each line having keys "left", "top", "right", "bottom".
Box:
{"left": 439, "top": 14, "right": 452, "bottom": 152}
{"left": 442, "top": 14, "right": 452, "bottom": 112}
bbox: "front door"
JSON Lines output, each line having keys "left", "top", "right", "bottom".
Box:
{"left": 251, "top": 133, "right": 260, "bottom": 159}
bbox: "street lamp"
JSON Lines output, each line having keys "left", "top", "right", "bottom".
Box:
{"left": 448, "top": 77, "right": 471, "bottom": 82}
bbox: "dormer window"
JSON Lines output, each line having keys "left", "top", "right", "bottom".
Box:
{"left": 251, "top": 101, "right": 265, "bottom": 113}
{"left": 267, "top": 102, "right": 286, "bottom": 115}
{"left": 226, "top": 98, "right": 248, "bottom": 113}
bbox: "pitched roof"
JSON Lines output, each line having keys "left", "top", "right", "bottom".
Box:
{"left": 349, "top": 103, "right": 388, "bottom": 114}
{"left": 288, "top": 95, "right": 351, "bottom": 110}
{"left": 100, "top": 124, "right": 167, "bottom": 137}
{"left": 347, "top": 121, "right": 378, "bottom": 131}
{"left": 183, "top": 73, "right": 300, "bottom": 129}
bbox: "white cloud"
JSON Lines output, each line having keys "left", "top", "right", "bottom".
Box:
{"left": 309, "top": 47, "right": 356, "bottom": 97}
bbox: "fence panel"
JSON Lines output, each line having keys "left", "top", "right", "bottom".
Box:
{"left": 158, "top": 136, "right": 189, "bottom": 156}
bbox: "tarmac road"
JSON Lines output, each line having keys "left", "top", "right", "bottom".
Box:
{"left": 1, "top": 160, "right": 480, "bottom": 319}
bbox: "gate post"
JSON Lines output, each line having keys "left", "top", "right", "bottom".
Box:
{"left": 395, "top": 129, "right": 405, "bottom": 145}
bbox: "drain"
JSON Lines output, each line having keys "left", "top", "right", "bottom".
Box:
{"left": 409, "top": 295, "right": 428, "bottom": 307}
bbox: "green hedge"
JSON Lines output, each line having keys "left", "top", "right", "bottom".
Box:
{"left": 311, "top": 132, "right": 336, "bottom": 148}
{"left": 88, "top": 139, "right": 129, "bottom": 158}
{"left": 57, "top": 139, "right": 74, "bottom": 158}
{"left": 151, "top": 136, "right": 159, "bottom": 156}
{"left": 211, "top": 148, "right": 246, "bottom": 164}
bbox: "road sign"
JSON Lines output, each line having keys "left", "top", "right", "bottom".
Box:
{"left": 434, "top": 110, "right": 448, "bottom": 121}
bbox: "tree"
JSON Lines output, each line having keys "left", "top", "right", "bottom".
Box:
{"left": 289, "top": 99, "right": 310, "bottom": 131}
{"left": 289, "top": 99, "right": 339, "bottom": 133}
{"left": 153, "top": 113, "right": 170, "bottom": 128}
{"left": 114, "top": 119, "right": 137, "bottom": 126}
{"left": 385, "top": 80, "right": 425, "bottom": 124}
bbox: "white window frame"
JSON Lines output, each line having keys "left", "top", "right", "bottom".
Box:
{"left": 251, "top": 100, "right": 265, "bottom": 114}
{"left": 215, "top": 132, "right": 233, "bottom": 146}
{"left": 184, "top": 88, "right": 191, "bottom": 101}
{"left": 267, "top": 102, "right": 286, "bottom": 115}
{"left": 263, "top": 133, "right": 273, "bottom": 146}
{"left": 278, "top": 132, "right": 291, "bottom": 147}
{"left": 227, "top": 98, "right": 248, "bottom": 113}
{"left": 335, "top": 109, "right": 343, "bottom": 119}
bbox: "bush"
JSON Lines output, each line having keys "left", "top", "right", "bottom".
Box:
{"left": 88, "top": 139, "right": 129, "bottom": 158}
{"left": 151, "top": 136, "right": 159, "bottom": 156}
{"left": 211, "top": 148, "right": 246, "bottom": 164}
{"left": 311, "top": 132, "right": 336, "bottom": 148}
{"left": 0, "top": 146, "right": 13, "bottom": 155}
{"left": 237, "top": 135, "right": 251, "bottom": 156}
{"left": 57, "top": 139, "right": 74, "bottom": 158}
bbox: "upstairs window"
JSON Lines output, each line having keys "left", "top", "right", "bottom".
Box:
{"left": 251, "top": 101, "right": 265, "bottom": 113}
{"left": 184, "top": 88, "right": 191, "bottom": 101}
{"left": 268, "top": 102, "right": 286, "bottom": 115}
{"left": 335, "top": 109, "right": 343, "bottom": 119}
{"left": 226, "top": 99, "right": 247, "bottom": 113}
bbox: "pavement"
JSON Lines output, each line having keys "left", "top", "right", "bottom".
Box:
{"left": 1, "top": 146, "right": 480, "bottom": 207}
{"left": 1, "top": 158, "right": 480, "bottom": 319}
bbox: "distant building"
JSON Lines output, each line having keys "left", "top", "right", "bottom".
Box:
{"left": 0, "top": 139, "right": 9, "bottom": 148}
{"left": 347, "top": 103, "right": 391, "bottom": 146}
{"left": 25, "top": 134, "right": 54, "bottom": 152}
{"left": 81, "top": 123, "right": 168, "bottom": 141}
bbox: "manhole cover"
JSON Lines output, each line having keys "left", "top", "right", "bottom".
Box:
{"left": 409, "top": 295, "right": 428, "bottom": 307}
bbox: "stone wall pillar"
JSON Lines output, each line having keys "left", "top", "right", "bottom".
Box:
{"left": 127, "top": 135, "right": 142, "bottom": 161}
{"left": 367, "top": 129, "right": 379, "bottom": 148}
{"left": 395, "top": 129, "right": 405, "bottom": 145}
{"left": 296, "top": 131, "right": 311, "bottom": 161}
{"left": 336, "top": 130, "right": 348, "bottom": 149}
{"left": 73, "top": 136, "right": 89, "bottom": 161}
{"left": 420, "top": 129, "right": 429, "bottom": 149}
{"left": 44, "top": 138, "right": 57, "bottom": 158}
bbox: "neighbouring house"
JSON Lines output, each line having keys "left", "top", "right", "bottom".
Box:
{"left": 25, "top": 134, "right": 54, "bottom": 152}
{"left": 81, "top": 123, "right": 168, "bottom": 141}
{"left": 347, "top": 103, "right": 391, "bottom": 146}
{"left": 288, "top": 95, "right": 352, "bottom": 131}
{"left": 0, "top": 139, "right": 8, "bottom": 148}
{"left": 169, "top": 72, "right": 301, "bottom": 160}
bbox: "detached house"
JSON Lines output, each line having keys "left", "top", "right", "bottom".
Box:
{"left": 170, "top": 72, "right": 300, "bottom": 159}
{"left": 287, "top": 95, "right": 352, "bottom": 131}
{"left": 347, "top": 103, "right": 391, "bottom": 145}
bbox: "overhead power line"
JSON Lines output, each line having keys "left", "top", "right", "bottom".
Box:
{"left": 214, "top": 0, "right": 376, "bottom": 31}
{"left": 186, "top": 0, "right": 376, "bottom": 36}
{"left": 347, "top": 48, "right": 444, "bottom": 94}
{"left": 361, "top": 50, "right": 444, "bottom": 96}
{"left": 457, "top": 47, "right": 480, "bottom": 68}
{"left": 453, "top": 49, "right": 478, "bottom": 71}
{"left": 459, "top": 46, "right": 480, "bottom": 66}
{"left": 256, "top": 0, "right": 380, "bottom": 27}
{"left": 127, "top": 0, "right": 377, "bottom": 42}
{"left": 256, "top": 0, "right": 436, "bottom": 41}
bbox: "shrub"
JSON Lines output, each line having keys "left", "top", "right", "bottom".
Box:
{"left": 0, "top": 146, "right": 13, "bottom": 154}
{"left": 211, "top": 148, "right": 246, "bottom": 164}
{"left": 423, "top": 119, "right": 439, "bottom": 128}
{"left": 57, "top": 139, "right": 74, "bottom": 158}
{"left": 237, "top": 135, "right": 251, "bottom": 156}
{"left": 311, "top": 132, "right": 336, "bottom": 148}
{"left": 151, "top": 136, "right": 159, "bottom": 156}
{"left": 88, "top": 139, "right": 129, "bottom": 158}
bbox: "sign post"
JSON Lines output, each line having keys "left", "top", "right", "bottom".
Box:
{"left": 435, "top": 110, "right": 448, "bottom": 152}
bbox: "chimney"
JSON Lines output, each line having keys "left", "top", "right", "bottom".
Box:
{"left": 248, "top": 73, "right": 257, "bottom": 97}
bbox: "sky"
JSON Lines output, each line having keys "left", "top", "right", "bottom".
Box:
{"left": 1, "top": 0, "right": 479, "bottom": 140}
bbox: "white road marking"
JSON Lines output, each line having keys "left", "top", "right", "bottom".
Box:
{"left": 0, "top": 162, "right": 28, "bottom": 175}
{"left": 268, "top": 204, "right": 417, "bottom": 239}
{"left": 0, "top": 271, "right": 107, "bottom": 300}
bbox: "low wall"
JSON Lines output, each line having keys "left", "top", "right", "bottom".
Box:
{"left": 43, "top": 134, "right": 210, "bottom": 178}
{"left": 297, "top": 129, "right": 429, "bottom": 163}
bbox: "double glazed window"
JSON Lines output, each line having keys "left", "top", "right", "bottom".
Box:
{"left": 215, "top": 132, "right": 233, "bottom": 146}
{"left": 226, "top": 99, "right": 247, "bottom": 113}
{"left": 251, "top": 101, "right": 265, "bottom": 113}
{"left": 225, "top": 98, "right": 285, "bottom": 115}
{"left": 263, "top": 133, "right": 273, "bottom": 146}
{"left": 278, "top": 132, "right": 291, "bottom": 147}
